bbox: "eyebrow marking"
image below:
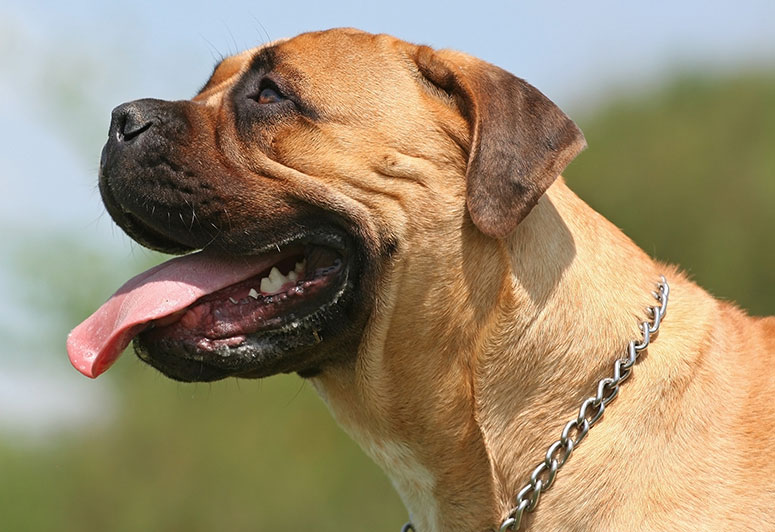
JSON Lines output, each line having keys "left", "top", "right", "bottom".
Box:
{"left": 246, "top": 46, "right": 278, "bottom": 76}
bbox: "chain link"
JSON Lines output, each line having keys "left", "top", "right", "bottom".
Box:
{"left": 400, "top": 277, "right": 669, "bottom": 532}
{"left": 498, "top": 276, "right": 669, "bottom": 531}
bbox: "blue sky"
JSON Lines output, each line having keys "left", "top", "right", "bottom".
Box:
{"left": 3, "top": 0, "right": 774, "bottom": 235}
{"left": 1, "top": 0, "right": 774, "bottom": 435}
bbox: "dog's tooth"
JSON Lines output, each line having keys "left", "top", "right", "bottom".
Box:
{"left": 287, "top": 271, "right": 298, "bottom": 282}
{"left": 268, "top": 266, "right": 288, "bottom": 284}
{"left": 260, "top": 276, "right": 278, "bottom": 294}
{"left": 261, "top": 275, "right": 290, "bottom": 294}
{"left": 295, "top": 261, "right": 306, "bottom": 274}
{"left": 248, "top": 288, "right": 259, "bottom": 299}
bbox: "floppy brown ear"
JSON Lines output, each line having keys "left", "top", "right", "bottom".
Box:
{"left": 414, "top": 46, "right": 586, "bottom": 238}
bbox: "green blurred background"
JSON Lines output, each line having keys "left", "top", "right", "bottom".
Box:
{"left": 1, "top": 2, "right": 773, "bottom": 532}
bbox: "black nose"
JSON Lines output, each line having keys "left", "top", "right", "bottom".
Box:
{"left": 109, "top": 99, "right": 163, "bottom": 143}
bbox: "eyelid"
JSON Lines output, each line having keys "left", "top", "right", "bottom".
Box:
{"left": 258, "top": 77, "right": 280, "bottom": 92}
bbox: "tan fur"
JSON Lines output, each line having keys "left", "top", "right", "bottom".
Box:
{"left": 185, "top": 29, "right": 774, "bottom": 531}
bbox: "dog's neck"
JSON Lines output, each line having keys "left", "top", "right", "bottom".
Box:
{"left": 312, "top": 181, "right": 667, "bottom": 531}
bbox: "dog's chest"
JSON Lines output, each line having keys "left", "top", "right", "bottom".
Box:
{"left": 359, "top": 438, "right": 441, "bottom": 531}
{"left": 312, "top": 380, "right": 442, "bottom": 530}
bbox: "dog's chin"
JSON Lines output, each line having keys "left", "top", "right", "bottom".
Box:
{"left": 138, "top": 233, "right": 361, "bottom": 382}
{"left": 132, "top": 242, "right": 356, "bottom": 382}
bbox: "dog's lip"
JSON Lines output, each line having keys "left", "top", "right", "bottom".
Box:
{"left": 66, "top": 230, "right": 349, "bottom": 378}
{"left": 121, "top": 211, "right": 196, "bottom": 254}
{"left": 98, "top": 166, "right": 196, "bottom": 255}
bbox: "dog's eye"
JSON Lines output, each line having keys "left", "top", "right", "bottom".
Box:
{"left": 241, "top": 78, "right": 295, "bottom": 117}
{"left": 255, "top": 86, "right": 283, "bottom": 105}
{"left": 258, "top": 87, "right": 281, "bottom": 104}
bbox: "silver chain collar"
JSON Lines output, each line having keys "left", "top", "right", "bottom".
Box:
{"left": 402, "top": 277, "right": 670, "bottom": 532}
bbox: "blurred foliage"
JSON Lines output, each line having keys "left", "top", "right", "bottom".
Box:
{"left": 1, "top": 72, "right": 774, "bottom": 532}
{"left": 0, "top": 367, "right": 402, "bottom": 532}
{"left": 566, "top": 72, "right": 775, "bottom": 315}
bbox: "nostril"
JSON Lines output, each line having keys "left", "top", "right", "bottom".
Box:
{"left": 110, "top": 101, "right": 156, "bottom": 143}
{"left": 120, "top": 119, "right": 152, "bottom": 141}
{"left": 117, "top": 111, "right": 153, "bottom": 141}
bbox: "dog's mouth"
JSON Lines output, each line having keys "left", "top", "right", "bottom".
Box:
{"left": 67, "top": 229, "right": 355, "bottom": 381}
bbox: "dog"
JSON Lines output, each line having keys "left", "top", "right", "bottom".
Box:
{"left": 67, "top": 28, "right": 775, "bottom": 531}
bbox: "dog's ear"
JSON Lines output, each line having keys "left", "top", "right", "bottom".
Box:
{"left": 413, "top": 46, "right": 586, "bottom": 238}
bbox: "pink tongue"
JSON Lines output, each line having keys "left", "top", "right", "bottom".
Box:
{"left": 66, "top": 250, "right": 279, "bottom": 378}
